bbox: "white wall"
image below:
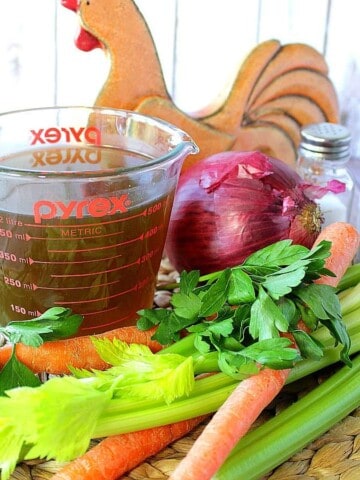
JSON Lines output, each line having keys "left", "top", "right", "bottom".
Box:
{"left": 0, "top": 0, "right": 359, "bottom": 156}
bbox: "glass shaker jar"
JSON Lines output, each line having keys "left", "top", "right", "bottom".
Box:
{"left": 297, "top": 122, "right": 354, "bottom": 227}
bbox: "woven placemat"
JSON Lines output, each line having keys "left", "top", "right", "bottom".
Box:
{"left": 11, "top": 405, "right": 360, "bottom": 480}
{"left": 9, "top": 259, "right": 360, "bottom": 480}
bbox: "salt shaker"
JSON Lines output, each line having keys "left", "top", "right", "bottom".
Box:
{"left": 297, "top": 122, "right": 354, "bottom": 227}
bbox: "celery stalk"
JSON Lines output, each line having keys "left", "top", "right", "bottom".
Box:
{"left": 214, "top": 353, "right": 360, "bottom": 480}
{"left": 94, "top": 381, "right": 237, "bottom": 438}
{"left": 337, "top": 263, "right": 360, "bottom": 291}
{"left": 339, "top": 282, "right": 360, "bottom": 315}
{"left": 101, "top": 372, "right": 237, "bottom": 416}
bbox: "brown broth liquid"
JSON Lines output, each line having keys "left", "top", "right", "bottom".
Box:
{"left": 0, "top": 146, "right": 176, "bottom": 335}
{"left": 0, "top": 197, "right": 173, "bottom": 335}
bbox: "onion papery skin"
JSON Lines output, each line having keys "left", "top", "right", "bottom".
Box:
{"left": 165, "top": 151, "right": 322, "bottom": 274}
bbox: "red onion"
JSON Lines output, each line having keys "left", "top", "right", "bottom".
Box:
{"left": 165, "top": 151, "right": 342, "bottom": 275}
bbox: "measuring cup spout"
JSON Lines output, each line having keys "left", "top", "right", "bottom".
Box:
{"left": 181, "top": 134, "right": 199, "bottom": 156}
{"left": 184, "top": 143, "right": 199, "bottom": 159}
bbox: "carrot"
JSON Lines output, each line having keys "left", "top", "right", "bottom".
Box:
{"left": 313, "top": 222, "right": 360, "bottom": 287}
{"left": 0, "top": 325, "right": 161, "bottom": 375}
{"left": 169, "top": 368, "right": 290, "bottom": 480}
{"left": 51, "top": 415, "right": 207, "bottom": 480}
{"left": 169, "top": 222, "right": 360, "bottom": 480}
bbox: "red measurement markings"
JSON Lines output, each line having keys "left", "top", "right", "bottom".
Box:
{"left": 50, "top": 257, "right": 144, "bottom": 278}
{"left": 48, "top": 233, "right": 145, "bottom": 253}
{"left": 25, "top": 223, "right": 163, "bottom": 242}
{"left": 32, "top": 279, "right": 120, "bottom": 291}
{"left": 28, "top": 251, "right": 124, "bottom": 265}
{"left": 49, "top": 249, "right": 159, "bottom": 278}
{"left": 53, "top": 276, "right": 152, "bottom": 306}
{"left": 26, "top": 229, "right": 122, "bottom": 241}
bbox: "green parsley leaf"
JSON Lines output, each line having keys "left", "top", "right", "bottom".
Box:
{"left": 295, "top": 284, "right": 341, "bottom": 321}
{"left": 291, "top": 330, "right": 324, "bottom": 360}
{"left": 218, "top": 352, "right": 259, "bottom": 379}
{"left": 244, "top": 239, "right": 309, "bottom": 268}
{"left": 179, "top": 270, "right": 200, "bottom": 295}
{"left": 172, "top": 292, "right": 202, "bottom": 320}
{"left": 199, "top": 269, "right": 231, "bottom": 317}
{"left": 0, "top": 308, "right": 83, "bottom": 347}
{"left": 0, "top": 349, "right": 41, "bottom": 395}
{"left": 137, "top": 308, "right": 171, "bottom": 329}
{"left": 277, "top": 298, "right": 299, "bottom": 328}
{"left": 294, "top": 283, "right": 351, "bottom": 365}
{"left": 188, "top": 318, "right": 235, "bottom": 354}
{"left": 148, "top": 309, "right": 200, "bottom": 345}
{"left": 250, "top": 287, "right": 289, "bottom": 340}
{"left": 303, "top": 240, "right": 335, "bottom": 281}
{"left": 262, "top": 261, "right": 308, "bottom": 300}
{"left": 239, "top": 337, "right": 301, "bottom": 369}
{"left": 228, "top": 268, "right": 255, "bottom": 304}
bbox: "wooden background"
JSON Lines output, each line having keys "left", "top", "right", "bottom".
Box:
{"left": 0, "top": 0, "right": 359, "bottom": 157}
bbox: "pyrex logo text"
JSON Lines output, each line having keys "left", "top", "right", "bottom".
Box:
{"left": 32, "top": 148, "right": 101, "bottom": 167}
{"left": 33, "top": 196, "right": 131, "bottom": 224}
{"left": 30, "top": 126, "right": 101, "bottom": 146}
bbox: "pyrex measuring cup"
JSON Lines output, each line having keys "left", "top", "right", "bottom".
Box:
{"left": 0, "top": 106, "right": 198, "bottom": 334}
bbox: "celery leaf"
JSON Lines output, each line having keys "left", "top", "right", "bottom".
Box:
{"left": 80, "top": 338, "right": 195, "bottom": 403}
{"left": 0, "top": 419, "right": 26, "bottom": 480}
{"left": 15, "top": 377, "right": 110, "bottom": 462}
{"left": 90, "top": 337, "right": 153, "bottom": 366}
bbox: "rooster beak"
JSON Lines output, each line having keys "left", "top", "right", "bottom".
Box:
{"left": 61, "top": 0, "right": 79, "bottom": 12}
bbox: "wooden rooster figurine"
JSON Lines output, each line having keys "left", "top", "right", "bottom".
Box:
{"left": 62, "top": 0, "right": 339, "bottom": 171}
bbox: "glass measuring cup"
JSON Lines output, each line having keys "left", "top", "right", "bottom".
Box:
{"left": 0, "top": 106, "right": 198, "bottom": 335}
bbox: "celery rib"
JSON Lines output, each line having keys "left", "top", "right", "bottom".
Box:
{"left": 214, "top": 353, "right": 360, "bottom": 480}
{"left": 337, "top": 263, "right": 360, "bottom": 291}
{"left": 94, "top": 382, "right": 237, "bottom": 438}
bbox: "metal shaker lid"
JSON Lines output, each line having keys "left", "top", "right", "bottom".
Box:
{"left": 300, "top": 123, "right": 351, "bottom": 160}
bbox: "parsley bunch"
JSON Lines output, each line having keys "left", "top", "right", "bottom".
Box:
{"left": 138, "top": 240, "right": 350, "bottom": 378}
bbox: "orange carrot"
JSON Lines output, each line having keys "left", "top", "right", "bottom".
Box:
{"left": 169, "top": 222, "right": 360, "bottom": 480}
{"left": 51, "top": 415, "right": 207, "bottom": 480}
{"left": 313, "top": 222, "right": 360, "bottom": 287}
{"left": 169, "top": 369, "right": 290, "bottom": 480}
{"left": 0, "top": 325, "right": 161, "bottom": 375}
